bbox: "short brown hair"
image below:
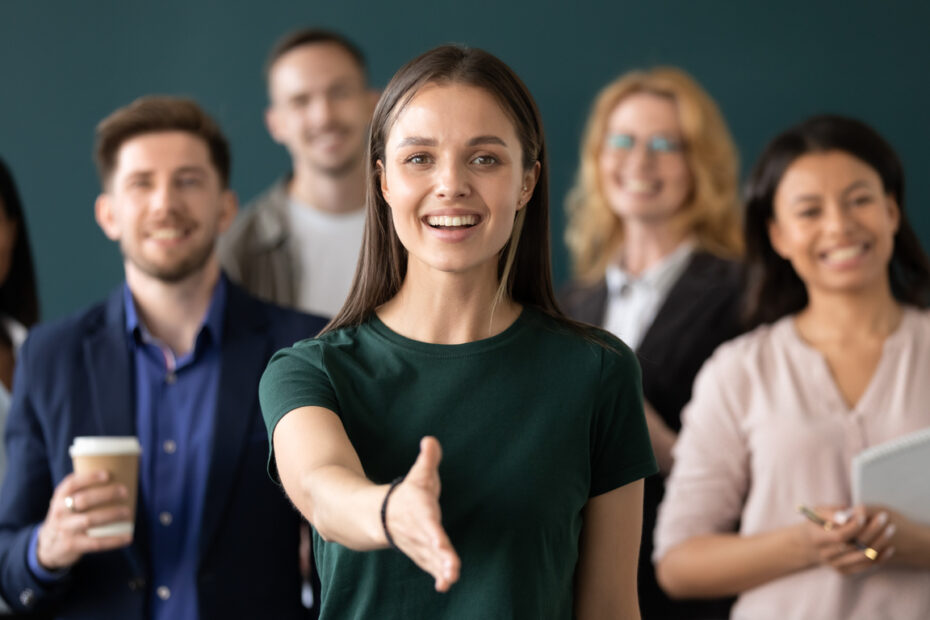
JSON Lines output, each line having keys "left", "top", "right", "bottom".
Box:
{"left": 94, "top": 96, "right": 231, "bottom": 188}
{"left": 264, "top": 28, "right": 366, "bottom": 82}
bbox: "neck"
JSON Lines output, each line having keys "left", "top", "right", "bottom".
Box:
{"left": 616, "top": 219, "right": 690, "bottom": 276}
{"left": 125, "top": 260, "right": 220, "bottom": 355}
{"left": 290, "top": 158, "right": 366, "bottom": 214}
{"left": 377, "top": 260, "right": 520, "bottom": 344}
{"left": 795, "top": 282, "right": 902, "bottom": 345}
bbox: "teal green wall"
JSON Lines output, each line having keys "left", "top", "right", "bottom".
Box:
{"left": 2, "top": 0, "right": 928, "bottom": 319}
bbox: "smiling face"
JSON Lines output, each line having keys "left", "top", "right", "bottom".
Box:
{"left": 768, "top": 150, "right": 899, "bottom": 297}
{"left": 95, "top": 131, "right": 236, "bottom": 284}
{"left": 266, "top": 42, "right": 373, "bottom": 177}
{"left": 598, "top": 92, "right": 692, "bottom": 225}
{"left": 378, "top": 82, "right": 537, "bottom": 279}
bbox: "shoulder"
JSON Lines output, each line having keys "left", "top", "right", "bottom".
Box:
{"left": 220, "top": 179, "right": 289, "bottom": 251}
{"left": 224, "top": 280, "right": 327, "bottom": 342}
{"left": 686, "top": 251, "right": 744, "bottom": 290}
{"left": 23, "top": 295, "right": 115, "bottom": 354}
{"left": 525, "top": 308, "right": 640, "bottom": 380}
{"left": 694, "top": 317, "right": 792, "bottom": 389}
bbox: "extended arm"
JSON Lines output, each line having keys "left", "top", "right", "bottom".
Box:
{"left": 272, "top": 406, "right": 460, "bottom": 591}
{"left": 574, "top": 480, "right": 644, "bottom": 620}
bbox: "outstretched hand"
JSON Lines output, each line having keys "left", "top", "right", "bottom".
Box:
{"left": 384, "top": 436, "right": 461, "bottom": 592}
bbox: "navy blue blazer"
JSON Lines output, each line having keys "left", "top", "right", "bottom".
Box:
{"left": 0, "top": 278, "right": 326, "bottom": 618}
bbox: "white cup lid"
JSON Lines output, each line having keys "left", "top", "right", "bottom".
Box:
{"left": 69, "top": 436, "right": 142, "bottom": 457}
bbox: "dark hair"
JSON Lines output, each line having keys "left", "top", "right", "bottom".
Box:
{"left": 94, "top": 96, "right": 231, "bottom": 188}
{"left": 264, "top": 28, "right": 367, "bottom": 81}
{"left": 0, "top": 156, "right": 40, "bottom": 328}
{"left": 326, "top": 44, "right": 567, "bottom": 332}
{"left": 743, "top": 114, "right": 930, "bottom": 326}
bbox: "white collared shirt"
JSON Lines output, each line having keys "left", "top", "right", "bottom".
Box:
{"left": 602, "top": 241, "right": 695, "bottom": 350}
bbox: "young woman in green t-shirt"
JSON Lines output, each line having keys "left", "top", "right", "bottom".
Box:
{"left": 263, "top": 45, "right": 657, "bottom": 619}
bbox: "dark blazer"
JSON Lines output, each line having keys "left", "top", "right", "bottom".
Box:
{"left": 560, "top": 251, "right": 744, "bottom": 620}
{"left": 0, "top": 279, "right": 326, "bottom": 619}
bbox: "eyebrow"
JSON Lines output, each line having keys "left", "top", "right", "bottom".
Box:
{"left": 395, "top": 135, "right": 509, "bottom": 148}
{"left": 841, "top": 179, "right": 872, "bottom": 196}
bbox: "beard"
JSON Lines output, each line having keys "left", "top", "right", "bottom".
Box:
{"left": 121, "top": 234, "right": 216, "bottom": 283}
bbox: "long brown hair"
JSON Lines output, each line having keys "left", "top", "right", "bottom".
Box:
{"left": 565, "top": 67, "right": 742, "bottom": 283}
{"left": 326, "top": 45, "right": 568, "bottom": 333}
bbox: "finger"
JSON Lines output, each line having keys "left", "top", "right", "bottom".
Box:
{"left": 858, "top": 511, "right": 890, "bottom": 546}
{"left": 61, "top": 505, "right": 133, "bottom": 535}
{"left": 433, "top": 539, "right": 460, "bottom": 592}
{"left": 56, "top": 471, "right": 112, "bottom": 499}
{"left": 68, "top": 483, "right": 129, "bottom": 513}
{"left": 408, "top": 437, "right": 443, "bottom": 486}
{"left": 70, "top": 532, "right": 134, "bottom": 556}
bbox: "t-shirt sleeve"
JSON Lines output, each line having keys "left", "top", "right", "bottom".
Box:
{"left": 589, "top": 341, "right": 658, "bottom": 497}
{"left": 258, "top": 340, "right": 339, "bottom": 477}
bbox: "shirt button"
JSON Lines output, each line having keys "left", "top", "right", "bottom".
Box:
{"left": 163, "top": 440, "right": 177, "bottom": 454}
{"left": 19, "top": 588, "right": 35, "bottom": 607}
{"left": 159, "top": 512, "right": 173, "bottom": 526}
{"left": 165, "top": 372, "right": 177, "bottom": 385}
{"left": 157, "top": 586, "right": 171, "bottom": 600}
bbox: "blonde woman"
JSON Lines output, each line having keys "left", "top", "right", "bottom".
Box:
{"left": 560, "top": 67, "right": 743, "bottom": 619}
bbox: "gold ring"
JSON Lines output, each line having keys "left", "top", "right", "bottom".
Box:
{"left": 64, "top": 495, "right": 76, "bottom": 513}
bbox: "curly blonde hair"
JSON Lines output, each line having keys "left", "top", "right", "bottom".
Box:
{"left": 565, "top": 67, "right": 742, "bottom": 283}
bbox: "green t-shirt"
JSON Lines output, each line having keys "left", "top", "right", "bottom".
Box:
{"left": 260, "top": 307, "right": 657, "bottom": 619}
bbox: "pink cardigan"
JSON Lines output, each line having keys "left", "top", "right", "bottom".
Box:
{"left": 655, "top": 307, "right": 930, "bottom": 620}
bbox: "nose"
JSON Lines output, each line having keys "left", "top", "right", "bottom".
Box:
{"left": 622, "top": 140, "right": 654, "bottom": 172}
{"left": 434, "top": 159, "right": 470, "bottom": 200}
{"left": 150, "top": 181, "right": 180, "bottom": 215}
{"left": 307, "top": 95, "right": 336, "bottom": 128}
{"left": 823, "top": 201, "right": 856, "bottom": 235}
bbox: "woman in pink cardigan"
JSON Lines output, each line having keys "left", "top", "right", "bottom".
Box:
{"left": 654, "top": 115, "right": 930, "bottom": 619}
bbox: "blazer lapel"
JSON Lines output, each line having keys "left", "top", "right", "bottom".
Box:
{"left": 81, "top": 289, "right": 149, "bottom": 577}
{"left": 82, "top": 290, "right": 135, "bottom": 438}
{"left": 199, "top": 287, "right": 269, "bottom": 558}
{"left": 637, "top": 252, "right": 717, "bottom": 359}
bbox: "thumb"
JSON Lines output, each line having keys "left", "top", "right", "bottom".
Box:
{"left": 407, "top": 436, "right": 442, "bottom": 486}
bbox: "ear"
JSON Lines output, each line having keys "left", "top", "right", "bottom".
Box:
{"left": 377, "top": 160, "right": 390, "bottom": 204}
{"left": 767, "top": 217, "right": 789, "bottom": 259}
{"left": 217, "top": 190, "right": 239, "bottom": 234}
{"left": 517, "top": 161, "right": 541, "bottom": 211}
{"left": 886, "top": 194, "right": 901, "bottom": 233}
{"left": 265, "top": 106, "right": 285, "bottom": 145}
{"left": 95, "top": 193, "right": 121, "bottom": 241}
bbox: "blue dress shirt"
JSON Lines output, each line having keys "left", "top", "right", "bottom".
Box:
{"left": 126, "top": 278, "right": 225, "bottom": 620}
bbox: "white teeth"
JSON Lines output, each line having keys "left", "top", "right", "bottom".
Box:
{"left": 150, "top": 229, "right": 184, "bottom": 240}
{"left": 824, "top": 245, "right": 866, "bottom": 262}
{"left": 624, "top": 178, "right": 658, "bottom": 193}
{"left": 426, "top": 215, "right": 478, "bottom": 227}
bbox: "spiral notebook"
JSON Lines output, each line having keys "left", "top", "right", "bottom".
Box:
{"left": 852, "top": 426, "right": 930, "bottom": 525}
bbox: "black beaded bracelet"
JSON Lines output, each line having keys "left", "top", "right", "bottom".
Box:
{"left": 380, "top": 476, "right": 405, "bottom": 550}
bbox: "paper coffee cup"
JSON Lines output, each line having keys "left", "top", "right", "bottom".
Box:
{"left": 68, "top": 436, "right": 141, "bottom": 538}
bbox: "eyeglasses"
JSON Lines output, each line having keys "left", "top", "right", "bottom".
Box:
{"left": 605, "top": 134, "right": 685, "bottom": 154}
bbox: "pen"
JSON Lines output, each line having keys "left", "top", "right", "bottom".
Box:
{"left": 797, "top": 505, "right": 878, "bottom": 560}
